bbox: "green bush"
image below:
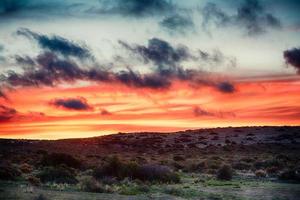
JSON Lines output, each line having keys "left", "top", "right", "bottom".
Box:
{"left": 279, "top": 169, "right": 300, "bottom": 183}
{"left": 34, "top": 194, "right": 47, "bottom": 200}
{"left": 93, "top": 156, "right": 180, "bottom": 183}
{"left": 232, "top": 161, "right": 251, "bottom": 170}
{"left": 255, "top": 170, "right": 267, "bottom": 178}
{"left": 79, "top": 177, "right": 108, "bottom": 193}
{"left": 40, "top": 153, "right": 82, "bottom": 169}
{"left": 0, "top": 162, "right": 21, "bottom": 181}
{"left": 38, "top": 166, "right": 78, "bottom": 184}
{"left": 217, "top": 165, "right": 233, "bottom": 181}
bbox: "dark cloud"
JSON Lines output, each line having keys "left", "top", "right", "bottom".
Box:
{"left": 1, "top": 37, "right": 236, "bottom": 93}
{"left": 201, "top": 0, "right": 281, "bottom": 36}
{"left": 15, "top": 55, "right": 35, "bottom": 66}
{"left": 217, "top": 82, "right": 235, "bottom": 93}
{"left": 17, "top": 28, "right": 92, "bottom": 59}
{"left": 193, "top": 106, "right": 214, "bottom": 117}
{"left": 283, "top": 48, "right": 300, "bottom": 74}
{"left": 0, "top": 89, "right": 7, "bottom": 99}
{"left": 93, "top": 0, "right": 174, "bottom": 17}
{"left": 0, "top": 0, "right": 29, "bottom": 15}
{"left": 116, "top": 69, "right": 171, "bottom": 89}
{"left": 50, "top": 97, "right": 92, "bottom": 111}
{"left": 0, "top": 45, "right": 5, "bottom": 62}
{"left": 101, "top": 109, "right": 111, "bottom": 115}
{"left": 119, "top": 38, "right": 191, "bottom": 76}
{"left": 119, "top": 38, "right": 236, "bottom": 93}
{"left": 160, "top": 14, "right": 194, "bottom": 34}
{"left": 0, "top": 105, "right": 17, "bottom": 122}
{"left": 199, "top": 49, "right": 237, "bottom": 68}
{"left": 6, "top": 51, "right": 110, "bottom": 87}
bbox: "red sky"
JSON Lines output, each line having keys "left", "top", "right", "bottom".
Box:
{"left": 1, "top": 75, "right": 299, "bottom": 139}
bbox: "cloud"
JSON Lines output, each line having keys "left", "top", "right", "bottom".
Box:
{"left": 50, "top": 97, "right": 92, "bottom": 111}
{"left": 193, "top": 106, "right": 236, "bottom": 118}
{"left": 1, "top": 36, "right": 235, "bottom": 93}
{"left": 160, "top": 13, "right": 194, "bottom": 34}
{"left": 119, "top": 38, "right": 191, "bottom": 75}
{"left": 283, "top": 47, "right": 300, "bottom": 74}
{"left": 119, "top": 38, "right": 236, "bottom": 93}
{"left": 0, "top": 89, "right": 7, "bottom": 99}
{"left": 116, "top": 69, "right": 171, "bottom": 89}
{"left": 201, "top": 0, "right": 281, "bottom": 36}
{"left": 101, "top": 109, "right": 111, "bottom": 115}
{"left": 0, "top": 0, "right": 29, "bottom": 15}
{"left": 217, "top": 82, "right": 236, "bottom": 93}
{"left": 0, "top": 105, "right": 17, "bottom": 122}
{"left": 17, "top": 28, "right": 92, "bottom": 59}
{"left": 91, "top": 0, "right": 174, "bottom": 17}
{"left": 193, "top": 106, "right": 214, "bottom": 117}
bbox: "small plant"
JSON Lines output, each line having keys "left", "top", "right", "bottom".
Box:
{"left": 0, "top": 162, "right": 21, "bottom": 181}
{"left": 93, "top": 156, "right": 180, "bottom": 183}
{"left": 79, "top": 177, "right": 107, "bottom": 193}
{"left": 34, "top": 194, "right": 47, "bottom": 200}
{"left": 278, "top": 169, "right": 300, "bottom": 182}
{"left": 255, "top": 170, "right": 267, "bottom": 178}
{"left": 19, "top": 163, "right": 33, "bottom": 173}
{"left": 38, "top": 166, "right": 78, "bottom": 184}
{"left": 217, "top": 165, "right": 233, "bottom": 181}
{"left": 40, "top": 153, "right": 82, "bottom": 169}
{"left": 173, "top": 155, "right": 185, "bottom": 161}
{"left": 27, "top": 175, "right": 41, "bottom": 186}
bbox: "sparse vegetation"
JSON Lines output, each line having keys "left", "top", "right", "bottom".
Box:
{"left": 93, "top": 156, "right": 180, "bottom": 183}
{"left": 0, "top": 127, "right": 299, "bottom": 199}
{"left": 38, "top": 166, "right": 78, "bottom": 184}
{"left": 40, "top": 153, "right": 82, "bottom": 169}
{"left": 217, "top": 165, "right": 233, "bottom": 181}
{"left": 0, "top": 162, "right": 21, "bottom": 181}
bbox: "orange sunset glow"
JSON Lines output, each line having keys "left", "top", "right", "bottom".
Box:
{"left": 1, "top": 75, "right": 299, "bottom": 139}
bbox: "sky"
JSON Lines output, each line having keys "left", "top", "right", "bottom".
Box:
{"left": 0, "top": 0, "right": 300, "bottom": 139}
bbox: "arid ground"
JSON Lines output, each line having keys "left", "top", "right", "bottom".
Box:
{"left": 0, "top": 126, "right": 300, "bottom": 200}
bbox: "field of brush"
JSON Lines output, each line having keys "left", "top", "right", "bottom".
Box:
{"left": 0, "top": 126, "right": 300, "bottom": 200}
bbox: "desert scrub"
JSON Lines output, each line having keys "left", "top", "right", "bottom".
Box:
{"left": 40, "top": 153, "right": 82, "bottom": 169}
{"left": 79, "top": 176, "right": 112, "bottom": 193}
{"left": 27, "top": 175, "right": 41, "bottom": 186}
{"left": 118, "top": 182, "right": 150, "bottom": 195}
{"left": 19, "top": 163, "right": 34, "bottom": 174}
{"left": 93, "top": 156, "right": 180, "bottom": 183}
{"left": 217, "top": 165, "right": 233, "bottom": 181}
{"left": 38, "top": 166, "right": 78, "bottom": 184}
{"left": 255, "top": 169, "right": 267, "bottom": 178}
{"left": 0, "top": 162, "right": 21, "bottom": 181}
{"left": 163, "top": 186, "right": 199, "bottom": 198}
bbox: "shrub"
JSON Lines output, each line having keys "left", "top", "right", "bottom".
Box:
{"left": 27, "top": 176, "right": 41, "bottom": 186}
{"left": 278, "top": 169, "right": 300, "bottom": 182}
{"left": 266, "top": 166, "right": 279, "bottom": 175}
{"left": 79, "top": 177, "right": 106, "bottom": 193}
{"left": 34, "top": 194, "right": 47, "bottom": 200}
{"left": 93, "top": 156, "right": 139, "bottom": 180}
{"left": 135, "top": 164, "right": 180, "bottom": 183}
{"left": 255, "top": 170, "right": 267, "bottom": 178}
{"left": 217, "top": 165, "right": 233, "bottom": 181}
{"left": 40, "top": 153, "right": 81, "bottom": 169}
{"left": 173, "top": 155, "right": 185, "bottom": 161}
{"left": 206, "top": 159, "right": 222, "bottom": 170}
{"left": 19, "top": 163, "right": 33, "bottom": 174}
{"left": 232, "top": 161, "right": 251, "bottom": 170}
{"left": 93, "top": 156, "right": 180, "bottom": 183}
{"left": 0, "top": 162, "right": 21, "bottom": 180}
{"left": 38, "top": 166, "right": 78, "bottom": 184}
